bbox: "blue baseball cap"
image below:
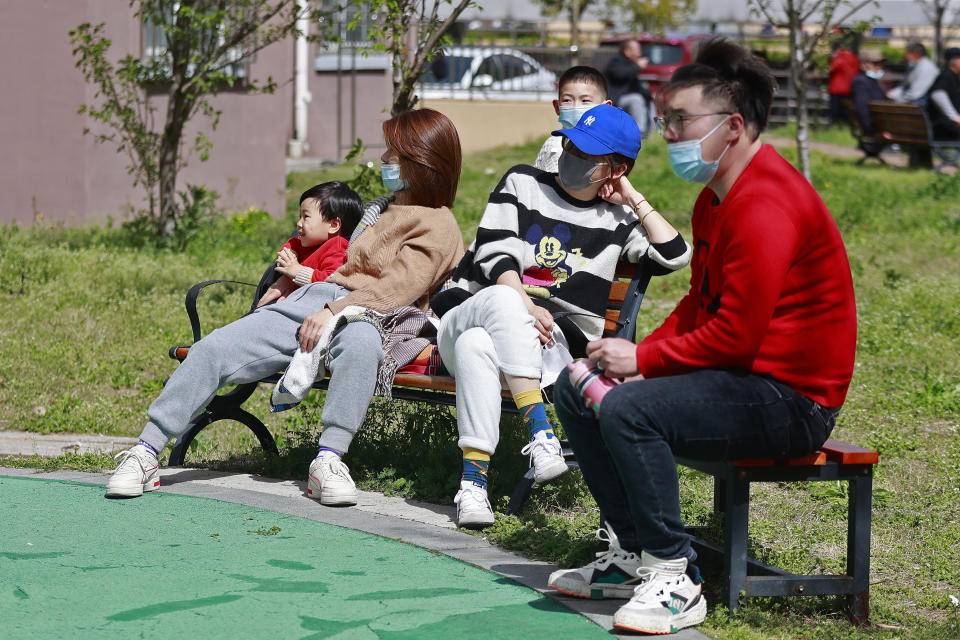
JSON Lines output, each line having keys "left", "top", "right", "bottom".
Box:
{"left": 552, "top": 104, "right": 642, "bottom": 159}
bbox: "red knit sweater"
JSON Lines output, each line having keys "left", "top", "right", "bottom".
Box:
{"left": 635, "top": 145, "right": 857, "bottom": 407}
{"left": 281, "top": 235, "right": 350, "bottom": 284}
{"left": 828, "top": 49, "right": 860, "bottom": 96}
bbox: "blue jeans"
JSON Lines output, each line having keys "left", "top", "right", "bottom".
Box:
{"left": 554, "top": 368, "right": 836, "bottom": 561}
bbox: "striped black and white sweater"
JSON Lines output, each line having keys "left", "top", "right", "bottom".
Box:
{"left": 435, "top": 165, "right": 691, "bottom": 354}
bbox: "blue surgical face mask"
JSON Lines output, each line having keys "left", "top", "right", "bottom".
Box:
{"left": 908, "top": 61, "right": 917, "bottom": 70}
{"left": 865, "top": 69, "right": 884, "bottom": 80}
{"left": 558, "top": 105, "right": 593, "bottom": 129}
{"left": 666, "top": 115, "right": 732, "bottom": 184}
{"left": 381, "top": 163, "right": 408, "bottom": 192}
{"left": 557, "top": 149, "right": 609, "bottom": 191}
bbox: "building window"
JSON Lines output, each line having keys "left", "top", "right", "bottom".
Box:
{"left": 141, "top": 4, "right": 253, "bottom": 82}
{"left": 322, "top": 0, "right": 376, "bottom": 47}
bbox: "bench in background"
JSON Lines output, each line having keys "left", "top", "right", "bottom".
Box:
{"left": 868, "top": 101, "right": 960, "bottom": 172}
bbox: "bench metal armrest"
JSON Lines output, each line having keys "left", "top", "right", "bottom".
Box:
{"left": 185, "top": 279, "right": 256, "bottom": 342}
{"left": 615, "top": 260, "right": 653, "bottom": 342}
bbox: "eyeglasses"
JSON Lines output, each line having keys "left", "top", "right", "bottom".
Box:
{"left": 653, "top": 112, "right": 732, "bottom": 136}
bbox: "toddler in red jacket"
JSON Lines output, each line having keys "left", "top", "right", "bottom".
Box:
{"left": 257, "top": 181, "right": 363, "bottom": 308}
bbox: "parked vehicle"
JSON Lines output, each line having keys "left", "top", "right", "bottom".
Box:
{"left": 597, "top": 34, "right": 709, "bottom": 95}
{"left": 418, "top": 46, "right": 556, "bottom": 101}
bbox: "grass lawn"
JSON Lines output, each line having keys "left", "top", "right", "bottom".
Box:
{"left": 2, "top": 134, "right": 959, "bottom": 639}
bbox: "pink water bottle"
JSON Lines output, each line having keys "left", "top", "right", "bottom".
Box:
{"left": 566, "top": 359, "right": 618, "bottom": 415}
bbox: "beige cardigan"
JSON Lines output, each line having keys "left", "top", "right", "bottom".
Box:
{"left": 325, "top": 204, "right": 464, "bottom": 315}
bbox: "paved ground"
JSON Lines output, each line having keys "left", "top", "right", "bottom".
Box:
{"left": 764, "top": 135, "right": 958, "bottom": 175}
{"left": 0, "top": 430, "right": 137, "bottom": 457}
{"left": 0, "top": 458, "right": 711, "bottom": 640}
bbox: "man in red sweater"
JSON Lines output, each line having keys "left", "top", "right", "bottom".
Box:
{"left": 549, "top": 38, "right": 857, "bottom": 635}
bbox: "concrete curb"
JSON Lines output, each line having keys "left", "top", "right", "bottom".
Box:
{"left": 0, "top": 465, "right": 711, "bottom": 639}
{"left": 0, "top": 431, "right": 137, "bottom": 457}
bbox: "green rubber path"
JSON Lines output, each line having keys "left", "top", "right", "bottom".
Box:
{"left": 1, "top": 476, "right": 609, "bottom": 639}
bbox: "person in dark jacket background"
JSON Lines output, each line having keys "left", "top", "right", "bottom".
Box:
{"left": 850, "top": 49, "right": 888, "bottom": 135}
{"left": 927, "top": 47, "right": 960, "bottom": 140}
{"left": 604, "top": 39, "right": 653, "bottom": 136}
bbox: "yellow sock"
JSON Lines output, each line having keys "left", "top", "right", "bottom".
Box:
{"left": 513, "top": 389, "right": 555, "bottom": 440}
{"left": 462, "top": 447, "right": 491, "bottom": 462}
{"left": 512, "top": 388, "right": 543, "bottom": 409}
{"left": 461, "top": 447, "right": 491, "bottom": 488}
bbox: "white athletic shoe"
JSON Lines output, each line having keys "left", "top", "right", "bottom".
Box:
{"left": 520, "top": 431, "right": 568, "bottom": 484}
{"left": 612, "top": 552, "right": 707, "bottom": 635}
{"left": 454, "top": 480, "right": 495, "bottom": 528}
{"left": 105, "top": 445, "right": 160, "bottom": 497}
{"left": 548, "top": 524, "right": 643, "bottom": 599}
{"left": 307, "top": 452, "right": 358, "bottom": 506}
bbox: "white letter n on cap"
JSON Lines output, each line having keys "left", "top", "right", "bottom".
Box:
{"left": 584, "top": 116, "right": 596, "bottom": 126}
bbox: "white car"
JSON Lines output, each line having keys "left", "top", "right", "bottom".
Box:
{"left": 418, "top": 47, "right": 557, "bottom": 101}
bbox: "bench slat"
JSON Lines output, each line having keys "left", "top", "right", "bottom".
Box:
{"left": 820, "top": 438, "right": 879, "bottom": 465}
{"left": 731, "top": 439, "right": 879, "bottom": 468}
{"left": 734, "top": 451, "right": 827, "bottom": 467}
{"left": 391, "top": 372, "right": 457, "bottom": 393}
{"left": 881, "top": 133, "right": 928, "bottom": 145}
{"left": 614, "top": 262, "right": 635, "bottom": 278}
{"left": 608, "top": 280, "right": 629, "bottom": 304}
{"left": 869, "top": 101, "right": 936, "bottom": 148}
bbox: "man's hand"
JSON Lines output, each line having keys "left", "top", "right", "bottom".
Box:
{"left": 298, "top": 308, "right": 333, "bottom": 352}
{"left": 256, "top": 276, "right": 295, "bottom": 308}
{"left": 585, "top": 338, "right": 642, "bottom": 378}
{"left": 275, "top": 247, "right": 302, "bottom": 278}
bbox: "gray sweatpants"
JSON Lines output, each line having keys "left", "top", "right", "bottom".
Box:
{"left": 140, "top": 282, "right": 385, "bottom": 454}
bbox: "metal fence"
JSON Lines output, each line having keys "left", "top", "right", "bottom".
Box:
{"left": 320, "top": 38, "right": 852, "bottom": 146}
{"left": 414, "top": 43, "right": 839, "bottom": 126}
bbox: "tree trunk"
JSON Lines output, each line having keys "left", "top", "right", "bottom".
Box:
{"left": 570, "top": 0, "right": 580, "bottom": 67}
{"left": 156, "top": 1, "right": 195, "bottom": 237}
{"left": 788, "top": 3, "right": 812, "bottom": 181}
{"left": 933, "top": 5, "right": 944, "bottom": 65}
{"left": 392, "top": 46, "right": 416, "bottom": 116}
{"left": 158, "top": 82, "right": 191, "bottom": 237}
{"left": 391, "top": 5, "right": 416, "bottom": 117}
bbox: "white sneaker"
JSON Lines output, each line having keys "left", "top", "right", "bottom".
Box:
{"left": 454, "top": 480, "right": 495, "bottom": 528}
{"left": 548, "top": 524, "right": 643, "bottom": 599}
{"left": 105, "top": 445, "right": 160, "bottom": 497}
{"left": 612, "top": 551, "right": 707, "bottom": 634}
{"left": 307, "top": 452, "right": 358, "bottom": 506}
{"left": 520, "top": 431, "right": 568, "bottom": 484}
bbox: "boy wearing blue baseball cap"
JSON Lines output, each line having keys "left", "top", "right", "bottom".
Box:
{"left": 430, "top": 104, "right": 692, "bottom": 528}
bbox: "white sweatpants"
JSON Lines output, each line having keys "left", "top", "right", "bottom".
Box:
{"left": 437, "top": 285, "right": 543, "bottom": 454}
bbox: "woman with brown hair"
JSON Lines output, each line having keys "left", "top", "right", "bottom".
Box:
{"left": 105, "top": 109, "right": 465, "bottom": 506}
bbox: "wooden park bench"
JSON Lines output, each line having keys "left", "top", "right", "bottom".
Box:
{"left": 165, "top": 230, "right": 654, "bottom": 469}
{"left": 868, "top": 101, "right": 960, "bottom": 172}
{"left": 678, "top": 440, "right": 878, "bottom": 623}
